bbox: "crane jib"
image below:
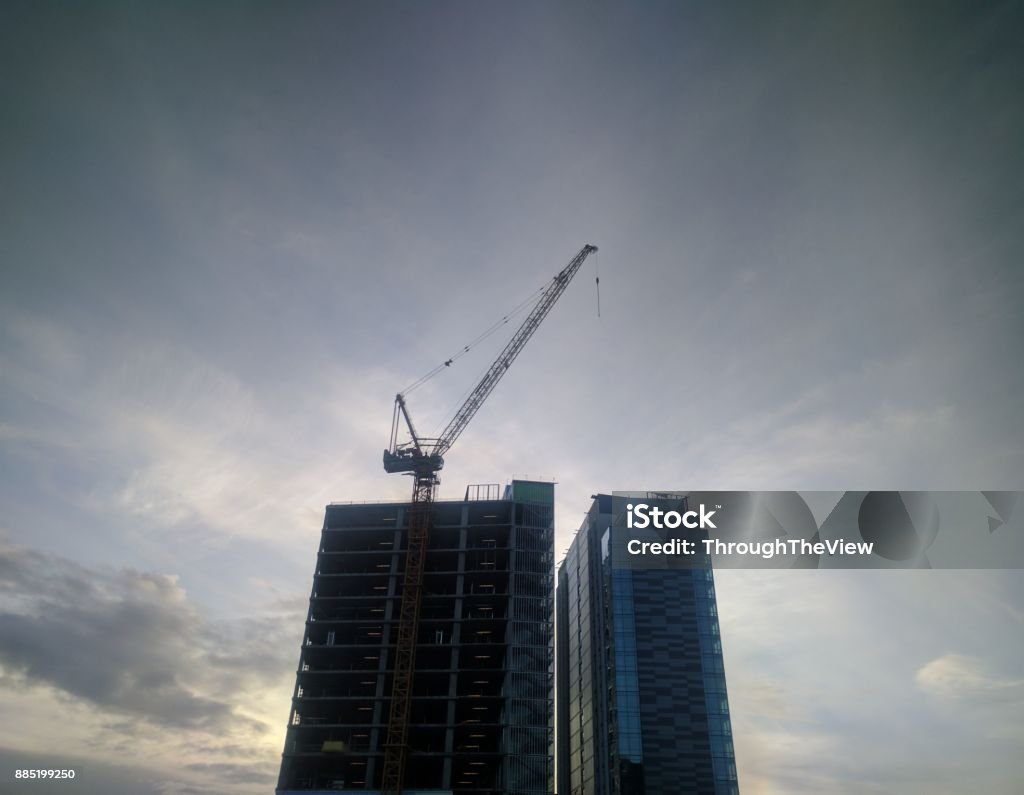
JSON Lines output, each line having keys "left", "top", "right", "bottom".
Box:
{"left": 384, "top": 243, "right": 597, "bottom": 471}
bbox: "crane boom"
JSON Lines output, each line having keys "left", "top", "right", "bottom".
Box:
{"left": 432, "top": 243, "right": 597, "bottom": 458}
{"left": 379, "top": 243, "right": 597, "bottom": 795}
{"left": 383, "top": 243, "right": 597, "bottom": 474}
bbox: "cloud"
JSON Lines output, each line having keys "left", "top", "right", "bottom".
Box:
{"left": 0, "top": 541, "right": 300, "bottom": 734}
{"left": 1, "top": 746, "right": 168, "bottom": 795}
{"left": 183, "top": 761, "right": 272, "bottom": 785}
{"left": 713, "top": 572, "right": 1024, "bottom": 794}
{"left": 916, "top": 653, "right": 1024, "bottom": 703}
{"left": 0, "top": 541, "right": 298, "bottom": 791}
{"left": 0, "top": 309, "right": 410, "bottom": 548}
{"left": 0, "top": 743, "right": 279, "bottom": 795}
{"left": 1, "top": 3, "right": 1022, "bottom": 793}
{"left": 916, "top": 652, "right": 1024, "bottom": 745}
{"left": 0, "top": 543, "right": 230, "bottom": 728}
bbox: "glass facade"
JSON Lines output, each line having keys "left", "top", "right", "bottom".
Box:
{"left": 556, "top": 494, "right": 739, "bottom": 795}
{"left": 556, "top": 505, "right": 611, "bottom": 795}
{"left": 606, "top": 566, "right": 646, "bottom": 794}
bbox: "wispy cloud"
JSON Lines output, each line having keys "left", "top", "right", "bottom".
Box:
{"left": 717, "top": 571, "right": 1024, "bottom": 793}
{"left": 1, "top": 310, "right": 409, "bottom": 549}
{"left": 916, "top": 653, "right": 1024, "bottom": 745}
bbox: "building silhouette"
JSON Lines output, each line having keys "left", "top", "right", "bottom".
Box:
{"left": 277, "top": 480, "right": 555, "bottom": 794}
{"left": 556, "top": 494, "right": 739, "bottom": 795}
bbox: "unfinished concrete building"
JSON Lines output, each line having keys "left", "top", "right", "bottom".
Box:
{"left": 276, "top": 479, "right": 555, "bottom": 795}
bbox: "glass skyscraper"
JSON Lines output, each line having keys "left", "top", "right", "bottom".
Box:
{"left": 556, "top": 494, "right": 739, "bottom": 795}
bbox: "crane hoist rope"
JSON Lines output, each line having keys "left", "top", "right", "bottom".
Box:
{"left": 425, "top": 283, "right": 550, "bottom": 441}
{"left": 378, "top": 243, "right": 598, "bottom": 795}
{"left": 399, "top": 282, "right": 548, "bottom": 397}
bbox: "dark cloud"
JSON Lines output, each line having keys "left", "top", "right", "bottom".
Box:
{"left": 183, "top": 762, "right": 274, "bottom": 786}
{"left": 0, "top": 543, "right": 290, "bottom": 731}
{"left": 203, "top": 613, "right": 300, "bottom": 684}
{"left": 0, "top": 745, "right": 167, "bottom": 795}
{"left": 0, "top": 737, "right": 282, "bottom": 795}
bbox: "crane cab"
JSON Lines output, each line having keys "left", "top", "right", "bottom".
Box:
{"left": 382, "top": 448, "right": 444, "bottom": 474}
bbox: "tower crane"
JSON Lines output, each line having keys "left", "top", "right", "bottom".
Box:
{"left": 379, "top": 243, "right": 597, "bottom": 794}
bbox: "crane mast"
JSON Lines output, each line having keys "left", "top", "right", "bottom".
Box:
{"left": 379, "top": 244, "right": 597, "bottom": 794}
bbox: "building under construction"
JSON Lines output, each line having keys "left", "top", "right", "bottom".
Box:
{"left": 278, "top": 245, "right": 595, "bottom": 794}
{"left": 276, "top": 479, "right": 555, "bottom": 795}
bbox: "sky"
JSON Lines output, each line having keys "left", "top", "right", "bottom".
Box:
{"left": 1, "top": 1, "right": 1022, "bottom": 793}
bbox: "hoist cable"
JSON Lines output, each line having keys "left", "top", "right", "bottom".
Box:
{"left": 399, "top": 283, "right": 549, "bottom": 396}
